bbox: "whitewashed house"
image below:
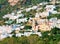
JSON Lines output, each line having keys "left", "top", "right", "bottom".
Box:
{"left": 20, "top": 26, "right": 25, "bottom": 29}
{"left": 49, "top": 17, "right": 57, "bottom": 28}
{"left": 11, "top": 12, "right": 15, "bottom": 15}
{"left": 39, "top": 11, "right": 49, "bottom": 18}
{"left": 25, "top": 8, "right": 32, "bottom": 12}
{"left": 45, "top": 5, "right": 57, "bottom": 14}
{"left": 35, "top": 13, "right": 40, "bottom": 18}
{"left": 3, "top": 14, "right": 11, "bottom": 18}
{"left": 45, "top": 5, "right": 56, "bottom": 12}
{"left": 17, "top": 10, "right": 22, "bottom": 14}
{"left": 31, "top": 6, "right": 38, "bottom": 10}
{"left": 16, "top": 33, "right": 22, "bottom": 37}
{"left": 16, "top": 18, "right": 27, "bottom": 23}
{"left": 35, "top": 32, "right": 42, "bottom": 36}
{"left": 24, "top": 32, "right": 32, "bottom": 36}
{"left": 56, "top": 19, "right": 60, "bottom": 28}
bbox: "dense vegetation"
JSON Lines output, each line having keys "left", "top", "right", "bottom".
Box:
{"left": 0, "top": 29, "right": 60, "bottom": 44}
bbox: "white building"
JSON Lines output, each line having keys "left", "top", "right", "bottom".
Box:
{"left": 16, "top": 18, "right": 27, "bottom": 23}
{"left": 56, "top": 19, "right": 60, "bottom": 28}
{"left": 25, "top": 8, "right": 32, "bottom": 12}
{"left": 45, "top": 5, "right": 57, "bottom": 14}
{"left": 31, "top": 6, "right": 38, "bottom": 10}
